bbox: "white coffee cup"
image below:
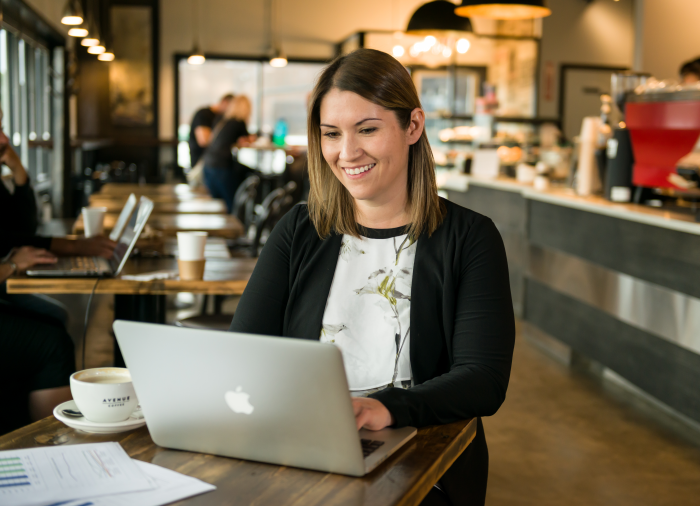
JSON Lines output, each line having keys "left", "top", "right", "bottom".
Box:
{"left": 70, "top": 368, "right": 138, "bottom": 423}
{"left": 177, "top": 231, "right": 207, "bottom": 260}
{"left": 82, "top": 207, "right": 107, "bottom": 238}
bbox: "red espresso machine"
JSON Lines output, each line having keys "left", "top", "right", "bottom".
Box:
{"left": 625, "top": 90, "right": 700, "bottom": 189}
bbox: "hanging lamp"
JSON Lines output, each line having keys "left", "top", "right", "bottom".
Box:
{"left": 68, "top": 26, "right": 89, "bottom": 37}
{"left": 61, "top": 0, "right": 84, "bottom": 25}
{"left": 188, "top": 0, "right": 205, "bottom": 64}
{"left": 406, "top": 1, "right": 473, "bottom": 35}
{"left": 267, "top": 0, "right": 286, "bottom": 67}
{"left": 454, "top": 0, "right": 551, "bottom": 20}
{"left": 269, "top": 46, "right": 287, "bottom": 68}
{"left": 81, "top": 2, "right": 100, "bottom": 47}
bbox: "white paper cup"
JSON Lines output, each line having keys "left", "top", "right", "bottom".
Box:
{"left": 177, "top": 231, "right": 207, "bottom": 261}
{"left": 82, "top": 207, "right": 107, "bottom": 238}
{"left": 70, "top": 368, "right": 138, "bottom": 423}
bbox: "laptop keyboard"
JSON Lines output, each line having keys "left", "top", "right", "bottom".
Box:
{"left": 54, "top": 256, "right": 101, "bottom": 272}
{"left": 361, "top": 439, "right": 385, "bottom": 458}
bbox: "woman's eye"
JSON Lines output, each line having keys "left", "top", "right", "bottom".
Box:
{"left": 360, "top": 128, "right": 377, "bottom": 134}
{"left": 323, "top": 131, "right": 339, "bottom": 138}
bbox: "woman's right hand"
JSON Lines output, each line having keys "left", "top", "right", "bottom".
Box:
{"left": 10, "top": 246, "right": 58, "bottom": 272}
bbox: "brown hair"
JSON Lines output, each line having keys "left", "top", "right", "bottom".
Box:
{"left": 307, "top": 48, "right": 445, "bottom": 239}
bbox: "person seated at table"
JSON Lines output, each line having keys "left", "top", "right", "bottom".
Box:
{"left": 0, "top": 109, "right": 116, "bottom": 324}
{"left": 0, "top": 246, "right": 75, "bottom": 436}
{"left": 230, "top": 49, "right": 515, "bottom": 506}
{"left": 189, "top": 93, "right": 235, "bottom": 167}
{"left": 202, "top": 95, "right": 256, "bottom": 213}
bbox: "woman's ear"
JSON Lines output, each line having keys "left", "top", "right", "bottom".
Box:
{"left": 406, "top": 108, "right": 425, "bottom": 146}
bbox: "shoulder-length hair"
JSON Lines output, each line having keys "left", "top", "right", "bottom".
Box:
{"left": 307, "top": 48, "right": 445, "bottom": 240}
{"left": 225, "top": 95, "right": 251, "bottom": 123}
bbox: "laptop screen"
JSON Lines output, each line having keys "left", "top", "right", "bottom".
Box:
{"left": 110, "top": 196, "right": 154, "bottom": 275}
{"left": 108, "top": 193, "right": 137, "bottom": 242}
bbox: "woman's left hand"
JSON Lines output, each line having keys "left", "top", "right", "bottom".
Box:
{"left": 352, "top": 397, "right": 394, "bottom": 431}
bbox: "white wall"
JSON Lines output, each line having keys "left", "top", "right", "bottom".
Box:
{"left": 537, "top": 0, "right": 635, "bottom": 118}
{"left": 636, "top": 0, "right": 700, "bottom": 80}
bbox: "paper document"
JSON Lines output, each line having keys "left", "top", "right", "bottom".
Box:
{"left": 50, "top": 460, "right": 216, "bottom": 506}
{"left": 0, "top": 442, "right": 153, "bottom": 506}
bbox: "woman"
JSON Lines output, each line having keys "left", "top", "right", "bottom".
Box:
{"left": 0, "top": 246, "right": 75, "bottom": 435}
{"left": 202, "top": 95, "right": 255, "bottom": 212}
{"left": 230, "top": 49, "right": 515, "bottom": 505}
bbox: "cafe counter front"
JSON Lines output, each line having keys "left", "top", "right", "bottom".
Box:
{"left": 441, "top": 174, "right": 700, "bottom": 426}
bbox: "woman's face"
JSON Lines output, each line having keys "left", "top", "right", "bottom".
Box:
{"left": 319, "top": 89, "right": 423, "bottom": 208}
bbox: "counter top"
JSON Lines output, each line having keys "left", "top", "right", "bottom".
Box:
{"left": 437, "top": 171, "right": 700, "bottom": 235}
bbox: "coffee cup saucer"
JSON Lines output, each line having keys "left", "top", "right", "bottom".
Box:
{"left": 53, "top": 400, "right": 146, "bottom": 434}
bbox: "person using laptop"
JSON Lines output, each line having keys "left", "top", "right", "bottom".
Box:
{"left": 0, "top": 107, "right": 115, "bottom": 322}
{"left": 230, "top": 49, "right": 515, "bottom": 506}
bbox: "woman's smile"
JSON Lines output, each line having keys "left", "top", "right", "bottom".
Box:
{"left": 342, "top": 163, "right": 376, "bottom": 178}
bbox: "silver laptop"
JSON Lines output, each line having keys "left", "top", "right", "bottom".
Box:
{"left": 113, "top": 321, "right": 417, "bottom": 476}
{"left": 108, "top": 193, "right": 138, "bottom": 242}
{"left": 27, "top": 197, "right": 154, "bottom": 277}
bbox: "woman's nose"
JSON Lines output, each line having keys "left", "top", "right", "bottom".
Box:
{"left": 339, "top": 134, "right": 361, "bottom": 161}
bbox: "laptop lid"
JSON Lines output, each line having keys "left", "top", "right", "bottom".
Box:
{"left": 113, "top": 320, "right": 368, "bottom": 476}
{"left": 109, "top": 196, "right": 154, "bottom": 275}
{"left": 108, "top": 193, "right": 138, "bottom": 242}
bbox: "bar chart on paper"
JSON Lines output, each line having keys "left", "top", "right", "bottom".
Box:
{"left": 0, "top": 455, "right": 41, "bottom": 492}
{"left": 0, "top": 443, "right": 154, "bottom": 506}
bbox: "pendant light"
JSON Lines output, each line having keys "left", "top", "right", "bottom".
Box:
{"left": 267, "top": 0, "right": 287, "bottom": 68}
{"left": 61, "top": 0, "right": 84, "bottom": 25}
{"left": 68, "top": 26, "right": 89, "bottom": 37}
{"left": 188, "top": 0, "right": 205, "bottom": 65}
{"left": 81, "top": 1, "right": 100, "bottom": 47}
{"left": 454, "top": 0, "right": 551, "bottom": 20}
{"left": 406, "top": 1, "right": 473, "bottom": 35}
{"left": 98, "top": 49, "right": 115, "bottom": 62}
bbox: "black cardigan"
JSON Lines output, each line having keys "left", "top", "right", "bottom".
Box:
{"left": 230, "top": 198, "right": 515, "bottom": 428}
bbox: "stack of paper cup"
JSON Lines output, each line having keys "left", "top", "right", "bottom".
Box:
{"left": 177, "top": 231, "right": 207, "bottom": 281}
{"left": 576, "top": 117, "right": 603, "bottom": 196}
{"left": 82, "top": 207, "right": 107, "bottom": 238}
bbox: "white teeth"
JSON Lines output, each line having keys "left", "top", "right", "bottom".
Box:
{"left": 345, "top": 164, "right": 374, "bottom": 175}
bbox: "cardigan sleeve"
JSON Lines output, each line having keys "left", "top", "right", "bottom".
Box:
{"left": 228, "top": 204, "right": 299, "bottom": 336}
{"left": 370, "top": 216, "right": 515, "bottom": 427}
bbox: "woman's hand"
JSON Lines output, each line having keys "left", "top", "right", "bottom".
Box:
{"left": 352, "top": 397, "right": 394, "bottom": 431}
{"left": 10, "top": 246, "right": 57, "bottom": 271}
{"left": 51, "top": 236, "right": 117, "bottom": 259}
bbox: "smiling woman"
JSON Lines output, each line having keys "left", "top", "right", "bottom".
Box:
{"left": 230, "top": 48, "right": 515, "bottom": 506}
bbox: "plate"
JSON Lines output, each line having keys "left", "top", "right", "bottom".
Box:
{"left": 53, "top": 400, "right": 146, "bottom": 434}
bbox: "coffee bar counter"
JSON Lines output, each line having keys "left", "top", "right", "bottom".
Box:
{"left": 440, "top": 173, "right": 700, "bottom": 425}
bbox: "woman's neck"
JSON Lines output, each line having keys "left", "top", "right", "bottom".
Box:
{"left": 355, "top": 191, "right": 410, "bottom": 230}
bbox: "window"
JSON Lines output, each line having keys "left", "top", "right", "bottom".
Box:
{"left": 177, "top": 58, "right": 325, "bottom": 168}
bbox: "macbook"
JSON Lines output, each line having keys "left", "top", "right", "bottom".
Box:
{"left": 112, "top": 321, "right": 417, "bottom": 476}
{"left": 27, "top": 196, "right": 154, "bottom": 277}
{"left": 108, "top": 193, "right": 138, "bottom": 242}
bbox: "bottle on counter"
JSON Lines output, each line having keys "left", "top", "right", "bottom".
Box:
{"left": 272, "top": 118, "right": 288, "bottom": 147}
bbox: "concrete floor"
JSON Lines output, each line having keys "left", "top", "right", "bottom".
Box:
{"left": 68, "top": 297, "right": 700, "bottom": 505}
{"left": 484, "top": 331, "right": 700, "bottom": 505}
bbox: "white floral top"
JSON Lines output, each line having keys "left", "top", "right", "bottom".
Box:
{"left": 321, "top": 227, "right": 416, "bottom": 397}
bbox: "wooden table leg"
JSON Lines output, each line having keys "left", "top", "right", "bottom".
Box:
{"left": 113, "top": 294, "right": 167, "bottom": 367}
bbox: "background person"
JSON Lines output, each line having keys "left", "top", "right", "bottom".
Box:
{"left": 202, "top": 95, "right": 256, "bottom": 212}
{"left": 230, "top": 49, "right": 515, "bottom": 506}
{"left": 680, "top": 57, "right": 700, "bottom": 84}
{"left": 188, "top": 93, "right": 235, "bottom": 167}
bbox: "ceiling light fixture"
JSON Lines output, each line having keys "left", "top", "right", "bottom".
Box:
{"left": 81, "top": 1, "right": 100, "bottom": 47}
{"left": 266, "top": 0, "right": 287, "bottom": 68}
{"left": 454, "top": 0, "right": 552, "bottom": 20}
{"left": 61, "top": 0, "right": 84, "bottom": 25}
{"left": 269, "top": 47, "right": 288, "bottom": 68}
{"left": 68, "top": 27, "right": 89, "bottom": 37}
{"left": 406, "top": 1, "right": 473, "bottom": 35}
{"left": 87, "top": 44, "right": 105, "bottom": 55}
{"left": 188, "top": 0, "right": 206, "bottom": 65}
{"left": 98, "top": 51, "right": 115, "bottom": 62}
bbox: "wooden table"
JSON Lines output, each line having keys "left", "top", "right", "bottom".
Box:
{"left": 7, "top": 255, "right": 256, "bottom": 365}
{"left": 90, "top": 193, "right": 212, "bottom": 204}
{"left": 97, "top": 183, "right": 209, "bottom": 196}
{"left": 0, "top": 417, "right": 477, "bottom": 506}
{"left": 89, "top": 198, "right": 228, "bottom": 214}
{"left": 73, "top": 213, "right": 245, "bottom": 239}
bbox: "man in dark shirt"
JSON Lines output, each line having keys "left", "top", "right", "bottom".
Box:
{"left": 188, "top": 93, "right": 234, "bottom": 167}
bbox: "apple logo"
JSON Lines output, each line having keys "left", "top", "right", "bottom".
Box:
{"left": 225, "top": 386, "right": 254, "bottom": 415}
